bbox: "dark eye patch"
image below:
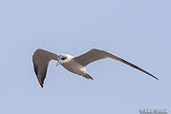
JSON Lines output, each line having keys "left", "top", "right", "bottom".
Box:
{"left": 61, "top": 56, "right": 67, "bottom": 60}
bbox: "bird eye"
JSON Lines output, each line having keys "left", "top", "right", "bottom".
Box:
{"left": 61, "top": 56, "right": 67, "bottom": 60}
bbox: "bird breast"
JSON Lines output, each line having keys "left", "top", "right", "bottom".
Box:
{"left": 61, "top": 59, "right": 86, "bottom": 75}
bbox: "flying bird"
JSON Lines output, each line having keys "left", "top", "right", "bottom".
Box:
{"left": 32, "top": 48, "right": 158, "bottom": 88}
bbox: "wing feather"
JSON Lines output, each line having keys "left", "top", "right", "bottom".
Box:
{"left": 74, "top": 49, "right": 159, "bottom": 80}
{"left": 32, "top": 49, "right": 58, "bottom": 87}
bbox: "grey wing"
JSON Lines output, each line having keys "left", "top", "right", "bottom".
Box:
{"left": 74, "top": 48, "right": 159, "bottom": 80}
{"left": 32, "top": 49, "right": 58, "bottom": 88}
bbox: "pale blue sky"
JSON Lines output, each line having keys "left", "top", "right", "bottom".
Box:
{"left": 0, "top": 0, "right": 170, "bottom": 113}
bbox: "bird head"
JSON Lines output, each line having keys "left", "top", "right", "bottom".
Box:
{"left": 56, "top": 54, "right": 73, "bottom": 66}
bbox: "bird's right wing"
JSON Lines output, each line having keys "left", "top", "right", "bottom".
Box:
{"left": 74, "top": 48, "right": 159, "bottom": 80}
{"left": 32, "top": 49, "right": 58, "bottom": 88}
{"left": 74, "top": 49, "right": 109, "bottom": 66}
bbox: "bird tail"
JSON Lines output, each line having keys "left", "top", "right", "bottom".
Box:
{"left": 83, "top": 73, "right": 94, "bottom": 80}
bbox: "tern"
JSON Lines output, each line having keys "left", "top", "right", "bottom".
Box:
{"left": 32, "top": 48, "right": 158, "bottom": 88}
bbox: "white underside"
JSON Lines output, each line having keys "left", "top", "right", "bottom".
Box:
{"left": 61, "top": 59, "right": 87, "bottom": 75}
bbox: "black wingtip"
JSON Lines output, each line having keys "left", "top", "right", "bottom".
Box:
{"left": 38, "top": 80, "right": 44, "bottom": 88}
{"left": 37, "top": 78, "right": 44, "bottom": 88}
{"left": 120, "top": 58, "right": 159, "bottom": 81}
{"left": 151, "top": 75, "right": 159, "bottom": 80}
{"left": 147, "top": 72, "right": 159, "bottom": 80}
{"left": 155, "top": 77, "right": 159, "bottom": 80}
{"left": 40, "top": 84, "right": 44, "bottom": 88}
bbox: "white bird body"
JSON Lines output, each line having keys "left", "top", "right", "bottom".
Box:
{"left": 32, "top": 48, "right": 158, "bottom": 88}
{"left": 62, "top": 57, "right": 87, "bottom": 76}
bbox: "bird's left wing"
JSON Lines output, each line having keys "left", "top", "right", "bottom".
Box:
{"left": 74, "top": 48, "right": 159, "bottom": 80}
{"left": 32, "top": 49, "right": 58, "bottom": 88}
